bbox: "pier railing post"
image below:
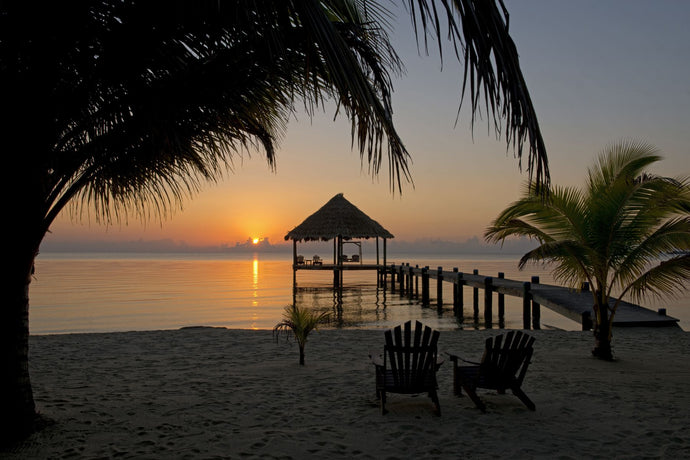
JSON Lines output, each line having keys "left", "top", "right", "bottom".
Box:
{"left": 399, "top": 264, "right": 405, "bottom": 293}
{"left": 456, "top": 272, "right": 464, "bottom": 317}
{"left": 531, "top": 276, "right": 541, "bottom": 330}
{"left": 484, "top": 277, "right": 493, "bottom": 328}
{"left": 472, "top": 269, "right": 479, "bottom": 321}
{"left": 390, "top": 264, "right": 396, "bottom": 293}
{"left": 522, "top": 282, "right": 532, "bottom": 330}
{"left": 415, "top": 265, "right": 419, "bottom": 298}
{"left": 497, "top": 272, "right": 505, "bottom": 328}
{"left": 452, "top": 268, "right": 459, "bottom": 314}
{"left": 581, "top": 311, "right": 593, "bottom": 331}
{"left": 421, "top": 266, "right": 430, "bottom": 306}
{"left": 408, "top": 265, "right": 414, "bottom": 299}
{"left": 437, "top": 267, "right": 443, "bottom": 309}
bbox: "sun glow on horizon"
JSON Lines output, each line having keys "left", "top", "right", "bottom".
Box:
{"left": 252, "top": 237, "right": 260, "bottom": 244}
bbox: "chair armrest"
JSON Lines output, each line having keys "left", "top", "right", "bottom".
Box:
{"left": 369, "top": 351, "right": 384, "bottom": 368}
{"left": 435, "top": 354, "right": 445, "bottom": 370}
{"left": 445, "top": 352, "right": 479, "bottom": 366}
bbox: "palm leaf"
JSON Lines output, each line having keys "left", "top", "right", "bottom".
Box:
{"left": 624, "top": 254, "right": 690, "bottom": 302}
{"left": 406, "top": 0, "right": 549, "bottom": 189}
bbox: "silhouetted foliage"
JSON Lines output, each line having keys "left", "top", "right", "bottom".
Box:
{"left": 1, "top": 0, "right": 548, "bottom": 442}
{"left": 486, "top": 141, "right": 690, "bottom": 359}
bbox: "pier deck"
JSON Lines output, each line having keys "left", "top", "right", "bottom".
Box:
{"left": 389, "top": 264, "right": 679, "bottom": 328}
{"left": 293, "top": 261, "right": 679, "bottom": 328}
{"left": 294, "top": 263, "right": 381, "bottom": 271}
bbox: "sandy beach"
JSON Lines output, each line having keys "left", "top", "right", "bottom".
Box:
{"left": 3, "top": 327, "right": 689, "bottom": 459}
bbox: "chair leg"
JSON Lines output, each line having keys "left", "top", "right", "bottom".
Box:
{"left": 462, "top": 384, "right": 486, "bottom": 413}
{"left": 429, "top": 390, "right": 441, "bottom": 416}
{"left": 511, "top": 386, "right": 536, "bottom": 411}
{"left": 453, "top": 378, "right": 463, "bottom": 397}
{"left": 380, "top": 391, "right": 388, "bottom": 415}
{"left": 452, "top": 366, "right": 462, "bottom": 396}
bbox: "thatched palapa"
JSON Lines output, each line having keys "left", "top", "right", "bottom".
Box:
{"left": 284, "top": 193, "right": 393, "bottom": 242}
{"left": 285, "top": 193, "right": 393, "bottom": 270}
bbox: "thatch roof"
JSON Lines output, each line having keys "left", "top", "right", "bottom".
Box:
{"left": 284, "top": 194, "right": 394, "bottom": 242}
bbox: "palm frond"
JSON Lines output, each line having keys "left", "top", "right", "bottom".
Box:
{"left": 624, "top": 254, "right": 690, "bottom": 302}
{"left": 5, "top": 1, "right": 550, "bottom": 234}
{"left": 406, "top": 0, "right": 550, "bottom": 189}
{"left": 586, "top": 140, "right": 661, "bottom": 194}
{"left": 613, "top": 217, "right": 690, "bottom": 290}
{"left": 485, "top": 182, "right": 586, "bottom": 246}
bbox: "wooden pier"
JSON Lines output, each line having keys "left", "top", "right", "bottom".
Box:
{"left": 385, "top": 263, "right": 680, "bottom": 330}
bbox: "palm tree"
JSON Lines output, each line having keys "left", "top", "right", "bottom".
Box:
{"left": 274, "top": 304, "right": 330, "bottom": 365}
{"left": 485, "top": 141, "right": 690, "bottom": 360}
{"left": 1, "top": 0, "right": 548, "bottom": 443}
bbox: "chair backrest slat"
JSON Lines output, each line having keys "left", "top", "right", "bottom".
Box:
{"left": 384, "top": 321, "right": 439, "bottom": 389}
{"left": 479, "top": 330, "right": 534, "bottom": 386}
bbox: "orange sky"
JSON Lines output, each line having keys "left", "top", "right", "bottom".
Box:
{"left": 43, "top": 2, "right": 690, "bottom": 250}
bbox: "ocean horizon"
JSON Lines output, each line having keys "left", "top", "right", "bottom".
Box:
{"left": 30, "top": 251, "right": 688, "bottom": 335}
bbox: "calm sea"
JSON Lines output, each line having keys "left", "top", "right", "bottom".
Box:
{"left": 30, "top": 252, "right": 688, "bottom": 334}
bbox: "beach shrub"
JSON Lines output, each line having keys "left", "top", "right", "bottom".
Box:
{"left": 486, "top": 141, "right": 690, "bottom": 360}
{"left": 274, "top": 304, "right": 330, "bottom": 365}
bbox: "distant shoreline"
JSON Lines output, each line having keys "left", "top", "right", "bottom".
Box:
{"left": 39, "top": 235, "right": 539, "bottom": 255}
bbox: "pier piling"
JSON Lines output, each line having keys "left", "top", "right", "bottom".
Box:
{"left": 484, "top": 277, "right": 493, "bottom": 328}
{"left": 497, "top": 272, "right": 505, "bottom": 327}
{"left": 531, "top": 276, "right": 541, "bottom": 330}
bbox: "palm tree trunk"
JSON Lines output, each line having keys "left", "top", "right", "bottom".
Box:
{"left": 592, "top": 290, "right": 613, "bottom": 360}
{"left": 299, "top": 345, "right": 305, "bottom": 365}
{"left": 0, "top": 196, "right": 46, "bottom": 445}
{"left": 1, "top": 254, "right": 39, "bottom": 446}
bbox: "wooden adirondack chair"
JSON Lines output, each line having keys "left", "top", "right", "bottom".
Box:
{"left": 448, "top": 330, "right": 535, "bottom": 412}
{"left": 370, "top": 321, "right": 443, "bottom": 415}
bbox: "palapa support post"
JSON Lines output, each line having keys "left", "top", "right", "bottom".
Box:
{"left": 334, "top": 268, "right": 340, "bottom": 289}
{"left": 292, "top": 240, "right": 298, "bottom": 268}
{"left": 473, "top": 269, "right": 479, "bottom": 321}
{"left": 531, "top": 276, "right": 541, "bottom": 330}
{"left": 497, "top": 272, "right": 505, "bottom": 327}
{"left": 437, "top": 267, "right": 443, "bottom": 309}
{"left": 291, "top": 240, "right": 298, "bottom": 290}
{"left": 522, "top": 282, "right": 532, "bottom": 330}
{"left": 484, "top": 277, "right": 493, "bottom": 328}
{"left": 421, "top": 266, "right": 430, "bottom": 306}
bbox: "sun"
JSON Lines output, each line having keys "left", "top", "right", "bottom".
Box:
{"left": 252, "top": 238, "right": 260, "bottom": 245}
